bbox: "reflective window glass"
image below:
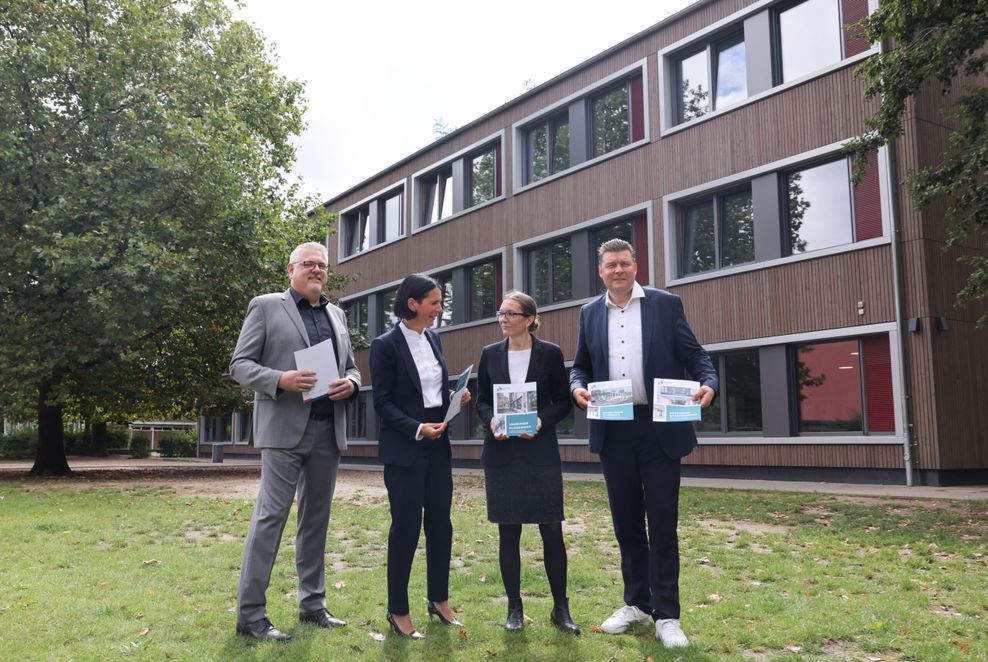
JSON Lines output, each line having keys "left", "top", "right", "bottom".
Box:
{"left": 797, "top": 339, "right": 863, "bottom": 432}
{"left": 471, "top": 148, "right": 496, "bottom": 207}
{"left": 593, "top": 84, "right": 630, "bottom": 156}
{"left": 681, "top": 200, "right": 715, "bottom": 274}
{"left": 788, "top": 159, "right": 853, "bottom": 254}
{"left": 715, "top": 37, "right": 747, "bottom": 108}
{"left": 469, "top": 262, "right": 496, "bottom": 321}
{"left": 725, "top": 350, "right": 762, "bottom": 431}
{"left": 382, "top": 193, "right": 402, "bottom": 242}
{"left": 679, "top": 50, "right": 709, "bottom": 121}
{"left": 779, "top": 0, "right": 842, "bottom": 83}
{"left": 721, "top": 190, "right": 754, "bottom": 267}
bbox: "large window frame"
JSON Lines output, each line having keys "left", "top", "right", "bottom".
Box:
{"left": 664, "top": 141, "right": 889, "bottom": 285}
{"left": 411, "top": 132, "right": 505, "bottom": 233}
{"left": 660, "top": 0, "right": 875, "bottom": 134}
{"left": 338, "top": 181, "right": 407, "bottom": 262}
{"left": 513, "top": 59, "right": 649, "bottom": 193}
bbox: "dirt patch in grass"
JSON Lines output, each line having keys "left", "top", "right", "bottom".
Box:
{"left": 695, "top": 518, "right": 792, "bottom": 536}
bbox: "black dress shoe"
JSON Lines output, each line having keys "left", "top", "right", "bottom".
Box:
{"left": 505, "top": 598, "right": 524, "bottom": 631}
{"left": 550, "top": 598, "right": 581, "bottom": 635}
{"left": 387, "top": 612, "right": 424, "bottom": 639}
{"left": 300, "top": 608, "right": 346, "bottom": 628}
{"left": 427, "top": 601, "right": 463, "bottom": 626}
{"left": 236, "top": 617, "right": 291, "bottom": 642}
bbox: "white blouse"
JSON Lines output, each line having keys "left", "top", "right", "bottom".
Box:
{"left": 507, "top": 348, "right": 532, "bottom": 385}
{"left": 399, "top": 322, "right": 443, "bottom": 408}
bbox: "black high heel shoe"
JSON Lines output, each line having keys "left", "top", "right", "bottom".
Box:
{"left": 427, "top": 601, "right": 463, "bottom": 626}
{"left": 550, "top": 598, "right": 581, "bottom": 635}
{"left": 386, "top": 612, "right": 424, "bottom": 639}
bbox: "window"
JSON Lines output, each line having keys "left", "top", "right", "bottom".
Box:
{"left": 526, "top": 112, "right": 570, "bottom": 183}
{"left": 676, "top": 33, "right": 746, "bottom": 123}
{"left": 530, "top": 239, "right": 572, "bottom": 306}
{"left": 523, "top": 213, "right": 649, "bottom": 304}
{"left": 342, "top": 208, "right": 369, "bottom": 257}
{"left": 413, "top": 135, "right": 503, "bottom": 229}
{"left": 380, "top": 288, "right": 398, "bottom": 332}
{"left": 339, "top": 184, "right": 405, "bottom": 258}
{"left": 777, "top": 0, "right": 842, "bottom": 84}
{"left": 679, "top": 188, "right": 753, "bottom": 275}
{"left": 787, "top": 158, "right": 853, "bottom": 254}
{"left": 796, "top": 335, "right": 894, "bottom": 434}
{"left": 519, "top": 67, "right": 645, "bottom": 186}
{"left": 469, "top": 261, "right": 498, "bottom": 321}
{"left": 700, "top": 350, "right": 763, "bottom": 434}
{"left": 421, "top": 168, "right": 454, "bottom": 226}
{"left": 665, "top": 0, "right": 872, "bottom": 128}
{"left": 346, "top": 392, "right": 367, "bottom": 439}
{"left": 672, "top": 149, "right": 882, "bottom": 279}
{"left": 433, "top": 271, "right": 455, "bottom": 328}
{"left": 470, "top": 146, "right": 498, "bottom": 207}
{"left": 343, "top": 297, "right": 369, "bottom": 347}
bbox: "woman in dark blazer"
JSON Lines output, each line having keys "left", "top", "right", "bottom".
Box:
{"left": 370, "top": 274, "right": 470, "bottom": 639}
{"left": 476, "top": 290, "right": 579, "bottom": 634}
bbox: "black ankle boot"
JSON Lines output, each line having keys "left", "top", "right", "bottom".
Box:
{"left": 505, "top": 598, "right": 523, "bottom": 631}
{"left": 550, "top": 598, "right": 580, "bottom": 635}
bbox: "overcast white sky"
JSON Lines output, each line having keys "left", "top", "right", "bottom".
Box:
{"left": 228, "top": 0, "right": 695, "bottom": 202}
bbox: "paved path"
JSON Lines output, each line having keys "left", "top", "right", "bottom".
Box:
{"left": 2, "top": 455, "right": 986, "bottom": 501}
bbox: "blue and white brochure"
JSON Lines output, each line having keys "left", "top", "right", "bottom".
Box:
{"left": 587, "top": 379, "right": 634, "bottom": 421}
{"left": 652, "top": 378, "right": 701, "bottom": 422}
{"left": 493, "top": 382, "right": 538, "bottom": 437}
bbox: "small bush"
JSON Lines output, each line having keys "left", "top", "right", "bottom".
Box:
{"left": 64, "top": 429, "right": 91, "bottom": 454}
{"left": 0, "top": 429, "right": 37, "bottom": 460}
{"left": 106, "top": 424, "right": 131, "bottom": 448}
{"left": 158, "top": 431, "right": 198, "bottom": 458}
{"left": 130, "top": 436, "right": 151, "bottom": 459}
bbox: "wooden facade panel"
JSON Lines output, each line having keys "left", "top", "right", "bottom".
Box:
{"left": 685, "top": 443, "right": 904, "bottom": 469}
{"left": 671, "top": 246, "right": 895, "bottom": 343}
{"left": 930, "top": 321, "right": 988, "bottom": 468}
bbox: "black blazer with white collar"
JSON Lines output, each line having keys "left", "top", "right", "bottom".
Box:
{"left": 476, "top": 336, "right": 572, "bottom": 468}
{"left": 370, "top": 325, "right": 451, "bottom": 468}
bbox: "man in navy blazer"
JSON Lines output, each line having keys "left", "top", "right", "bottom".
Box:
{"left": 571, "top": 239, "right": 717, "bottom": 649}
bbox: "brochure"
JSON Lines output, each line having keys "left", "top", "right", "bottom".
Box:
{"left": 442, "top": 364, "right": 474, "bottom": 423}
{"left": 492, "top": 382, "right": 538, "bottom": 436}
{"left": 652, "top": 378, "right": 702, "bottom": 422}
{"left": 586, "top": 379, "right": 634, "bottom": 420}
{"left": 293, "top": 338, "right": 340, "bottom": 403}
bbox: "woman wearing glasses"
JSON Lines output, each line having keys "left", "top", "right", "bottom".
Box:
{"left": 475, "top": 290, "right": 579, "bottom": 634}
{"left": 370, "top": 274, "right": 471, "bottom": 639}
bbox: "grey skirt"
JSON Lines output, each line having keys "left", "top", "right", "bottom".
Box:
{"left": 484, "top": 462, "right": 564, "bottom": 524}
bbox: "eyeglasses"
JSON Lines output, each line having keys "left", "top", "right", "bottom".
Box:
{"left": 495, "top": 311, "right": 529, "bottom": 320}
{"left": 293, "top": 260, "right": 328, "bottom": 271}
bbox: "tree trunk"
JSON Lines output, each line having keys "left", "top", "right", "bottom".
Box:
{"left": 29, "top": 381, "right": 71, "bottom": 476}
{"left": 90, "top": 420, "right": 108, "bottom": 456}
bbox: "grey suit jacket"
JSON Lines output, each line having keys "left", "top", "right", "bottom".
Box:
{"left": 229, "top": 288, "right": 361, "bottom": 450}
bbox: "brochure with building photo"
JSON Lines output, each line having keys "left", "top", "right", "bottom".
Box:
{"left": 586, "top": 379, "right": 634, "bottom": 420}
{"left": 493, "top": 382, "right": 538, "bottom": 437}
{"left": 652, "top": 378, "right": 701, "bottom": 422}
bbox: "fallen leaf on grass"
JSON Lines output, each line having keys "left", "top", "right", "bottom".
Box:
{"left": 333, "top": 581, "right": 346, "bottom": 590}
{"left": 142, "top": 559, "right": 161, "bottom": 565}
{"left": 370, "top": 632, "right": 385, "bottom": 642}
{"left": 138, "top": 627, "right": 150, "bottom": 637}
{"left": 146, "top": 591, "right": 155, "bottom": 597}
{"left": 478, "top": 575, "right": 487, "bottom": 583}
{"left": 458, "top": 629, "right": 468, "bottom": 639}
{"left": 523, "top": 615, "right": 534, "bottom": 624}
{"left": 707, "top": 594, "right": 722, "bottom": 602}
{"left": 785, "top": 645, "right": 802, "bottom": 653}
{"left": 589, "top": 624, "right": 603, "bottom": 633}
{"left": 484, "top": 651, "right": 497, "bottom": 657}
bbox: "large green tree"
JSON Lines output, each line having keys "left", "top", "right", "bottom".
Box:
{"left": 0, "top": 0, "right": 337, "bottom": 474}
{"left": 847, "top": 0, "right": 988, "bottom": 325}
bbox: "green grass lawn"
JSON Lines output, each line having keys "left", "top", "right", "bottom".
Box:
{"left": 0, "top": 474, "right": 985, "bottom": 661}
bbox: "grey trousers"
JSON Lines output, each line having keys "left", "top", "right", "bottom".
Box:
{"left": 236, "top": 418, "right": 340, "bottom": 625}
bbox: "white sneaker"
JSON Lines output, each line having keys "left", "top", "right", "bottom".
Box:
{"left": 656, "top": 618, "right": 689, "bottom": 648}
{"left": 599, "top": 605, "right": 651, "bottom": 634}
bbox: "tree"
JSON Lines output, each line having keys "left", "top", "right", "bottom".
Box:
{"left": 0, "top": 0, "right": 335, "bottom": 474}
{"left": 846, "top": 0, "right": 988, "bottom": 325}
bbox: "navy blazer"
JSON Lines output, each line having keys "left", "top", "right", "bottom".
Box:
{"left": 370, "top": 325, "right": 451, "bottom": 467}
{"left": 476, "top": 336, "right": 572, "bottom": 468}
{"left": 570, "top": 287, "right": 718, "bottom": 459}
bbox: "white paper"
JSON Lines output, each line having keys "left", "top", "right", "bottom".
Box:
{"left": 586, "top": 379, "right": 634, "bottom": 420}
{"left": 293, "top": 338, "right": 340, "bottom": 403}
{"left": 492, "top": 381, "right": 538, "bottom": 436}
{"left": 443, "top": 364, "right": 473, "bottom": 423}
{"left": 652, "top": 378, "right": 701, "bottom": 422}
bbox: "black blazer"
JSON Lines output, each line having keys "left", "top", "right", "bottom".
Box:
{"left": 476, "top": 336, "right": 572, "bottom": 468}
{"left": 370, "top": 325, "right": 451, "bottom": 467}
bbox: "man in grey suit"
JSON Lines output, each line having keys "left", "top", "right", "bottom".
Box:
{"left": 230, "top": 241, "right": 361, "bottom": 642}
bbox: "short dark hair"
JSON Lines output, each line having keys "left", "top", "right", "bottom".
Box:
{"left": 393, "top": 273, "right": 441, "bottom": 320}
{"left": 597, "top": 238, "right": 636, "bottom": 264}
